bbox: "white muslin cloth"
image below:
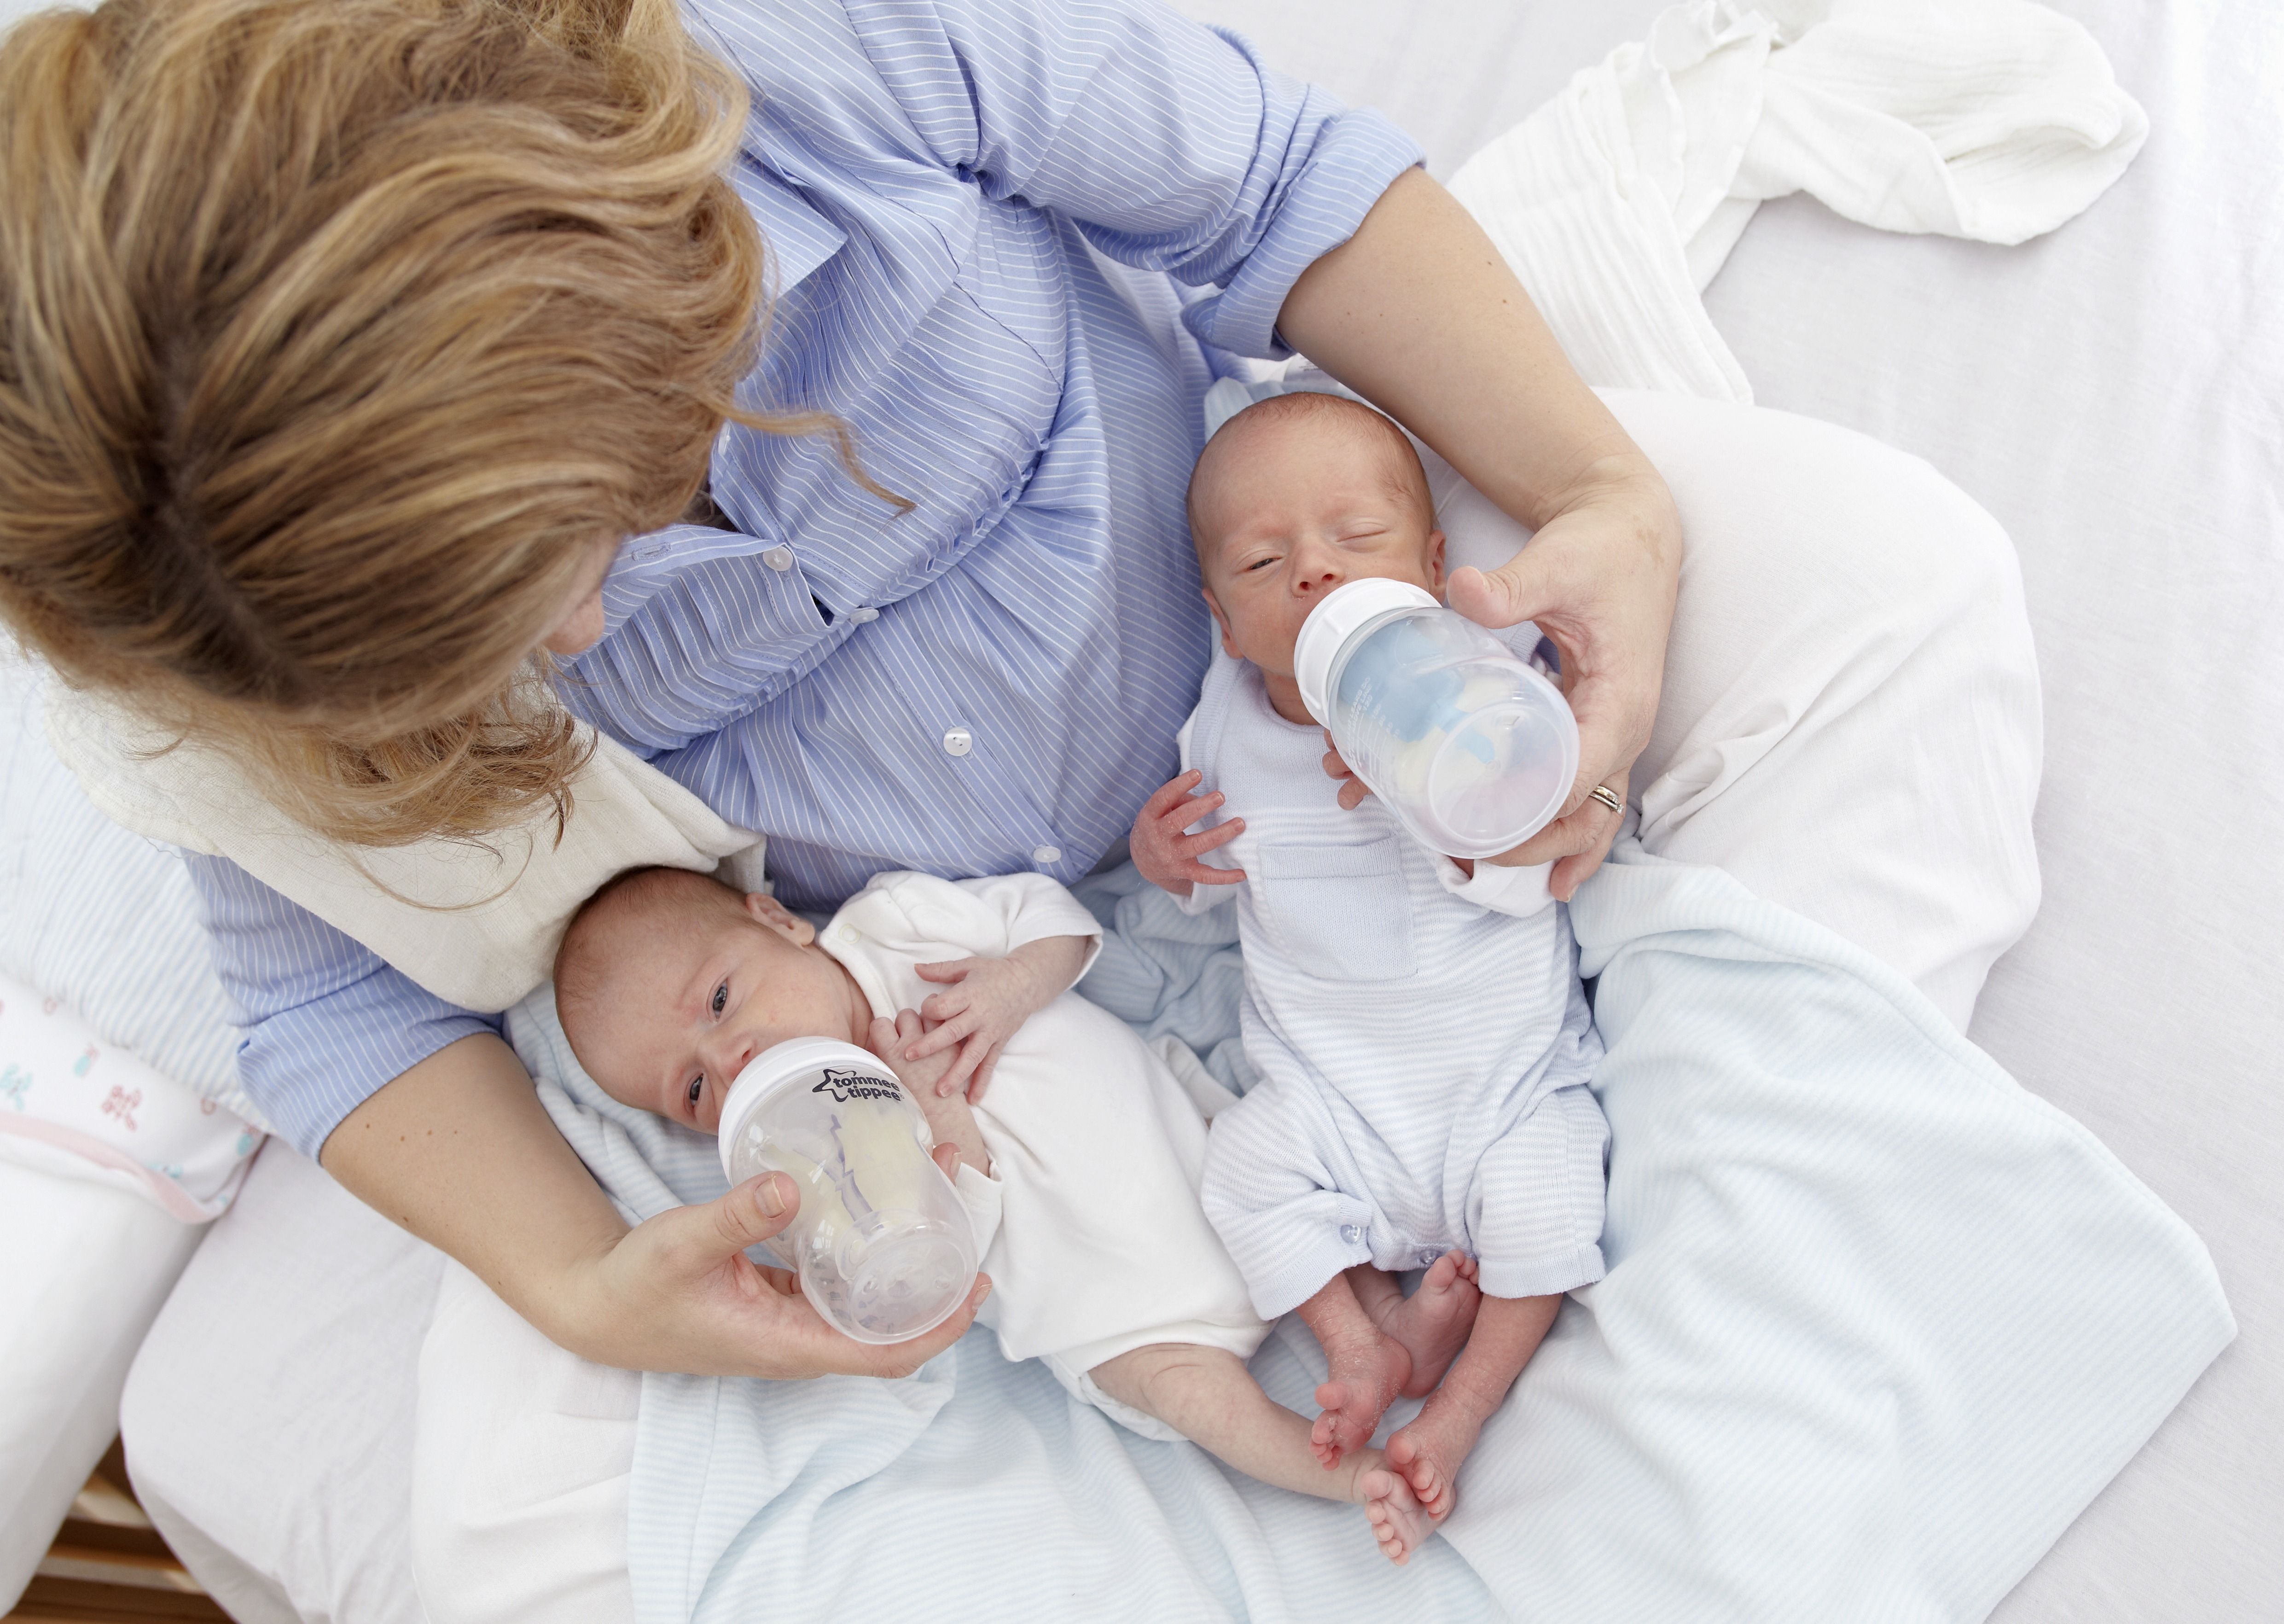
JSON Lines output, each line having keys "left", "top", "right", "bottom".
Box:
{"left": 1444, "top": 0, "right": 2149, "bottom": 403}
{"left": 41, "top": 692, "right": 761, "bottom": 1015}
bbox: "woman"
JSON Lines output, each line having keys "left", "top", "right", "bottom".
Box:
{"left": 0, "top": 0, "right": 1676, "bottom": 1386}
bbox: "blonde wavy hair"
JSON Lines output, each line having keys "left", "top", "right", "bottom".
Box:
{"left": 0, "top": 0, "right": 849, "bottom": 844}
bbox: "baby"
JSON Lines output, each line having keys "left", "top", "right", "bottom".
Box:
{"left": 1133, "top": 391, "right": 1610, "bottom": 1525}
{"left": 553, "top": 862, "right": 1443, "bottom": 1560}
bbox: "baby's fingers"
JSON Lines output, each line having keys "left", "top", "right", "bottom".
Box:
{"left": 1186, "top": 861, "right": 1248, "bottom": 886}
{"left": 918, "top": 987, "right": 971, "bottom": 1025}
{"left": 1179, "top": 818, "right": 1243, "bottom": 858}
{"left": 1154, "top": 789, "right": 1227, "bottom": 836}
{"left": 965, "top": 1041, "right": 1005, "bottom": 1104}
{"left": 914, "top": 959, "right": 978, "bottom": 985}
{"left": 1140, "top": 770, "right": 1207, "bottom": 818}
{"left": 937, "top": 1037, "right": 985, "bottom": 1100}
{"left": 904, "top": 1014, "right": 974, "bottom": 1062}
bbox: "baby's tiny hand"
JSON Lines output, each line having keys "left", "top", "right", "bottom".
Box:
{"left": 901, "top": 954, "right": 1042, "bottom": 1102}
{"left": 1132, "top": 769, "right": 1247, "bottom": 896}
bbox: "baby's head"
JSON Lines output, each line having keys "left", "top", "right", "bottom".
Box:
{"left": 1187, "top": 392, "right": 1444, "bottom": 687}
{"left": 554, "top": 867, "right": 862, "bottom": 1134}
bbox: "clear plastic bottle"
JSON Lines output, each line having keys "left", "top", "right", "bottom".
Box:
{"left": 1292, "top": 579, "right": 1580, "bottom": 858}
{"left": 715, "top": 1037, "right": 978, "bottom": 1345}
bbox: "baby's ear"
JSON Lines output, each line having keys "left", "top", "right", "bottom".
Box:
{"left": 744, "top": 891, "right": 816, "bottom": 946}
{"left": 1425, "top": 528, "right": 1448, "bottom": 593}
{"left": 1201, "top": 587, "right": 1242, "bottom": 658}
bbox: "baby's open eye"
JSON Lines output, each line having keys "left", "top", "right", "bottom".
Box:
{"left": 710, "top": 981, "right": 728, "bottom": 1016}
{"left": 686, "top": 1075, "right": 704, "bottom": 1107}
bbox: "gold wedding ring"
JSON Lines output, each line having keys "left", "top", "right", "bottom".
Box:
{"left": 1587, "top": 783, "right": 1624, "bottom": 815}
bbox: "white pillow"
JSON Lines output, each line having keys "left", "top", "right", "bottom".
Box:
{"left": 0, "top": 650, "right": 267, "bottom": 1133}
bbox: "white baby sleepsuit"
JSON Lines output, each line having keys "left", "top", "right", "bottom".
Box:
{"left": 1181, "top": 653, "right": 1610, "bottom": 1318}
{"left": 818, "top": 871, "right": 1267, "bottom": 1436}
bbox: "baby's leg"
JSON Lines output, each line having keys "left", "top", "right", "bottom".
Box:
{"left": 1385, "top": 1292, "right": 1560, "bottom": 1522}
{"left": 1090, "top": 1345, "right": 1435, "bottom": 1566}
{"left": 1350, "top": 1255, "right": 1482, "bottom": 1398}
{"left": 1295, "top": 1270, "right": 1413, "bottom": 1469}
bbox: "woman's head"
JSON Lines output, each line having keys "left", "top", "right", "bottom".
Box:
{"left": 0, "top": 0, "right": 789, "bottom": 842}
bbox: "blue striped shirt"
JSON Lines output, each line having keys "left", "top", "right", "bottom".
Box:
{"left": 187, "top": 0, "right": 1422, "bottom": 1157}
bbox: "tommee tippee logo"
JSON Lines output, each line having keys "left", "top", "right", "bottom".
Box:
{"left": 811, "top": 1066, "right": 905, "bottom": 1105}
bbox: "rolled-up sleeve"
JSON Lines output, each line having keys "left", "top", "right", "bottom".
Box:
{"left": 849, "top": 0, "right": 1422, "bottom": 358}
{"left": 184, "top": 853, "right": 501, "bottom": 1158}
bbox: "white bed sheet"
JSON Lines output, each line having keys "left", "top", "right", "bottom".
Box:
{"left": 1172, "top": 0, "right": 2283, "bottom": 1615}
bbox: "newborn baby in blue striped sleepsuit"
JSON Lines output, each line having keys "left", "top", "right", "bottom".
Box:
{"left": 1133, "top": 390, "right": 1610, "bottom": 1531}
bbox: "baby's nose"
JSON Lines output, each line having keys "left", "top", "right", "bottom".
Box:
{"left": 1290, "top": 548, "right": 1343, "bottom": 595}
{"left": 707, "top": 1031, "right": 762, "bottom": 1083}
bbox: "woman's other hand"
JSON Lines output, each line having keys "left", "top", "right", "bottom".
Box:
{"left": 1277, "top": 167, "right": 1680, "bottom": 902}
{"left": 1133, "top": 769, "right": 1247, "bottom": 897}
{"left": 324, "top": 1032, "right": 984, "bottom": 1382}
{"left": 1445, "top": 466, "right": 1671, "bottom": 899}
{"left": 566, "top": 1168, "right": 988, "bottom": 1380}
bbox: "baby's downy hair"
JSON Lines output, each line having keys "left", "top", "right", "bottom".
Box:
{"left": 1186, "top": 391, "right": 1435, "bottom": 552}
{"left": 554, "top": 863, "right": 740, "bottom": 1042}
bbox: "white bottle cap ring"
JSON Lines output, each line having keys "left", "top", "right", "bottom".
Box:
{"left": 1291, "top": 578, "right": 1440, "bottom": 726}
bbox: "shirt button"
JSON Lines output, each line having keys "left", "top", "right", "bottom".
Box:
{"left": 850, "top": 606, "right": 878, "bottom": 623}
{"left": 761, "top": 545, "right": 794, "bottom": 572}
{"left": 941, "top": 727, "right": 973, "bottom": 758}
{"left": 835, "top": 925, "right": 860, "bottom": 945}
{"left": 1032, "top": 845, "right": 1061, "bottom": 866}
{"left": 1340, "top": 1223, "right": 1365, "bottom": 1246}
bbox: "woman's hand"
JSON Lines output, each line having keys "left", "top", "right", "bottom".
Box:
{"left": 1445, "top": 464, "right": 1674, "bottom": 899}
{"left": 322, "top": 1032, "right": 985, "bottom": 1382}
{"left": 1319, "top": 463, "right": 1671, "bottom": 902}
{"left": 905, "top": 935, "right": 1088, "bottom": 1101}
{"left": 1132, "top": 769, "right": 1248, "bottom": 897}
{"left": 563, "top": 1170, "right": 989, "bottom": 1379}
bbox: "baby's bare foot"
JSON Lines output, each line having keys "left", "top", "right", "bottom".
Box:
{"left": 1384, "top": 1384, "right": 1490, "bottom": 1522}
{"left": 1373, "top": 1252, "right": 1482, "bottom": 1399}
{"left": 1311, "top": 1323, "right": 1412, "bottom": 1469}
{"left": 1356, "top": 1465, "right": 1434, "bottom": 1565}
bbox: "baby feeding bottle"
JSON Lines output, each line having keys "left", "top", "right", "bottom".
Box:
{"left": 715, "top": 1037, "right": 978, "bottom": 1345}
{"left": 1292, "top": 579, "right": 1580, "bottom": 858}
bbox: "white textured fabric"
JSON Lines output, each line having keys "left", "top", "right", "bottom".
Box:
{"left": 0, "top": 1163, "right": 202, "bottom": 1612}
{"left": 0, "top": 973, "right": 258, "bottom": 1220}
{"left": 1443, "top": 0, "right": 2147, "bottom": 403}
{"left": 43, "top": 690, "right": 761, "bottom": 1015}
{"left": 819, "top": 873, "right": 1267, "bottom": 1417}
{"left": 1177, "top": 657, "right": 1607, "bottom": 1312}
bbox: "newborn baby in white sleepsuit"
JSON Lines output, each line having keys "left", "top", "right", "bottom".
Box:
{"left": 1133, "top": 391, "right": 1610, "bottom": 1528}
{"left": 553, "top": 862, "right": 1446, "bottom": 1562}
